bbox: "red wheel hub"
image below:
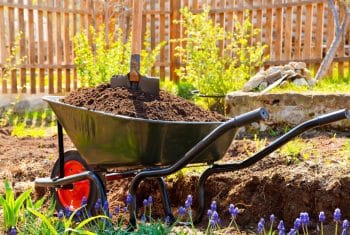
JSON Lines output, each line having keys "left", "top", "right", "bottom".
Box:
{"left": 57, "top": 160, "right": 90, "bottom": 210}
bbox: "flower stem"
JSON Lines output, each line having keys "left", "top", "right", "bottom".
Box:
{"left": 321, "top": 222, "right": 324, "bottom": 235}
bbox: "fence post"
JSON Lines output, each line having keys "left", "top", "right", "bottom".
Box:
{"left": 170, "top": 0, "right": 181, "bottom": 82}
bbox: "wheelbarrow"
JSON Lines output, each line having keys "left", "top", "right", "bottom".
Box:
{"left": 34, "top": 96, "right": 349, "bottom": 227}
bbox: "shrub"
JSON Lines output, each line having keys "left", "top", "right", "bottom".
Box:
{"left": 174, "top": 7, "right": 267, "bottom": 96}
{"left": 73, "top": 25, "right": 164, "bottom": 87}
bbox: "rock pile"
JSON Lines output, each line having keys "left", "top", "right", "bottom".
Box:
{"left": 243, "top": 62, "right": 316, "bottom": 92}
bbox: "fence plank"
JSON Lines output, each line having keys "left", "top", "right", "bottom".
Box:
{"left": 0, "top": 4, "right": 7, "bottom": 93}
{"left": 337, "top": 3, "right": 345, "bottom": 78}
{"left": 275, "top": 0, "right": 283, "bottom": 61}
{"left": 326, "top": 2, "right": 335, "bottom": 76}
{"left": 73, "top": 0, "right": 78, "bottom": 89}
{"left": 159, "top": 0, "right": 165, "bottom": 79}
{"left": 56, "top": 0, "right": 62, "bottom": 93}
{"left": 64, "top": 0, "right": 71, "bottom": 92}
{"left": 47, "top": 0, "right": 55, "bottom": 94}
{"left": 150, "top": 0, "right": 156, "bottom": 76}
{"left": 28, "top": 0, "right": 36, "bottom": 94}
{"left": 294, "top": 2, "right": 302, "bottom": 59}
{"left": 303, "top": 4, "right": 313, "bottom": 65}
{"left": 170, "top": 0, "right": 181, "bottom": 81}
{"left": 314, "top": 2, "right": 324, "bottom": 72}
{"left": 284, "top": 1, "right": 293, "bottom": 60}
{"left": 265, "top": 0, "right": 273, "bottom": 58}
{"left": 38, "top": 0, "right": 45, "bottom": 93}
{"left": 255, "top": 0, "right": 262, "bottom": 44}
{"left": 8, "top": 0, "right": 17, "bottom": 93}
{"left": 18, "top": 0, "right": 26, "bottom": 93}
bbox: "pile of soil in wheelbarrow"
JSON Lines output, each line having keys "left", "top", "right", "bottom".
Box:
{"left": 63, "top": 84, "right": 225, "bottom": 122}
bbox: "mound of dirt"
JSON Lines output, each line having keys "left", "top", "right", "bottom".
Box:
{"left": 63, "top": 84, "right": 225, "bottom": 122}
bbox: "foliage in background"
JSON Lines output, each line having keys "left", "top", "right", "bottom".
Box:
{"left": 174, "top": 7, "right": 267, "bottom": 96}
{"left": 0, "top": 32, "right": 27, "bottom": 91}
{"left": 73, "top": 25, "right": 164, "bottom": 87}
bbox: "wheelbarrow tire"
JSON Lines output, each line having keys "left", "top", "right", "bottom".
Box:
{"left": 51, "top": 150, "right": 105, "bottom": 215}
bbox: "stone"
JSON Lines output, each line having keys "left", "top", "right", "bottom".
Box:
{"left": 302, "top": 68, "right": 312, "bottom": 80}
{"left": 243, "top": 72, "right": 266, "bottom": 91}
{"left": 293, "top": 78, "right": 309, "bottom": 87}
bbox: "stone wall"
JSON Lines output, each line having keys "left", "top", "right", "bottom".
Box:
{"left": 226, "top": 92, "right": 350, "bottom": 130}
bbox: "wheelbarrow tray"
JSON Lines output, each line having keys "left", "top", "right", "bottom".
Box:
{"left": 44, "top": 96, "right": 236, "bottom": 168}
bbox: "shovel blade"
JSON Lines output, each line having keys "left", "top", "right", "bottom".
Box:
{"left": 110, "top": 74, "right": 159, "bottom": 96}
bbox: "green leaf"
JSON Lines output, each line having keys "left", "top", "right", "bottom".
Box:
{"left": 75, "top": 215, "right": 111, "bottom": 230}
{"left": 27, "top": 208, "right": 58, "bottom": 235}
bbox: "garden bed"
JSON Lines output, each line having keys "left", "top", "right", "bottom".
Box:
{"left": 1, "top": 126, "right": 350, "bottom": 230}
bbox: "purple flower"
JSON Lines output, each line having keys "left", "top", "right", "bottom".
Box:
{"left": 185, "top": 200, "right": 191, "bottom": 209}
{"left": 57, "top": 209, "right": 64, "bottom": 219}
{"left": 143, "top": 199, "right": 148, "bottom": 207}
{"left": 229, "top": 204, "right": 239, "bottom": 218}
{"left": 103, "top": 200, "right": 109, "bottom": 212}
{"left": 300, "top": 212, "right": 310, "bottom": 225}
{"left": 165, "top": 216, "right": 170, "bottom": 224}
{"left": 257, "top": 218, "right": 265, "bottom": 233}
{"left": 123, "top": 206, "right": 128, "bottom": 212}
{"left": 342, "top": 229, "right": 347, "bottom": 235}
{"left": 81, "top": 196, "right": 88, "bottom": 206}
{"left": 64, "top": 207, "right": 72, "bottom": 217}
{"left": 187, "top": 195, "right": 193, "bottom": 205}
{"left": 270, "top": 214, "right": 276, "bottom": 224}
{"left": 178, "top": 206, "right": 186, "bottom": 216}
{"left": 148, "top": 196, "right": 153, "bottom": 205}
{"left": 334, "top": 208, "right": 342, "bottom": 222}
{"left": 319, "top": 211, "right": 326, "bottom": 223}
{"left": 211, "top": 201, "right": 217, "bottom": 211}
{"left": 141, "top": 214, "right": 146, "bottom": 222}
{"left": 343, "top": 219, "right": 349, "bottom": 230}
{"left": 126, "top": 194, "right": 132, "bottom": 205}
{"left": 76, "top": 209, "right": 82, "bottom": 217}
{"left": 289, "top": 228, "right": 296, "bottom": 235}
{"left": 207, "top": 209, "right": 213, "bottom": 218}
{"left": 114, "top": 205, "right": 120, "bottom": 214}
{"left": 210, "top": 219, "right": 215, "bottom": 227}
{"left": 9, "top": 227, "right": 17, "bottom": 235}
{"left": 212, "top": 211, "right": 219, "bottom": 223}
{"left": 278, "top": 220, "right": 285, "bottom": 232}
{"left": 293, "top": 218, "right": 301, "bottom": 230}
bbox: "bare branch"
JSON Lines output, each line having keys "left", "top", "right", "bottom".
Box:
{"left": 329, "top": 0, "right": 340, "bottom": 28}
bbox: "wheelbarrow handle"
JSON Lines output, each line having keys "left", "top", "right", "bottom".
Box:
{"left": 310, "top": 109, "right": 350, "bottom": 126}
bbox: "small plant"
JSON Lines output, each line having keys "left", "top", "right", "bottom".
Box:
{"left": 174, "top": 7, "right": 267, "bottom": 98}
{"left": 0, "top": 180, "right": 31, "bottom": 232}
{"left": 279, "top": 138, "right": 310, "bottom": 164}
{"left": 73, "top": 25, "right": 165, "bottom": 87}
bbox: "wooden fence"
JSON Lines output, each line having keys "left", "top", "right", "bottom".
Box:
{"left": 0, "top": 0, "right": 100, "bottom": 94}
{"left": 0, "top": 0, "right": 350, "bottom": 94}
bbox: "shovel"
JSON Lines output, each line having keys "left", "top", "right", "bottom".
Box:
{"left": 110, "top": 0, "right": 159, "bottom": 96}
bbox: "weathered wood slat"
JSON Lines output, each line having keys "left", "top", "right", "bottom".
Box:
{"left": 0, "top": 4, "right": 7, "bottom": 93}
{"left": 284, "top": 1, "right": 293, "bottom": 60}
{"left": 47, "top": 0, "right": 54, "bottom": 94}
{"left": 28, "top": 0, "right": 36, "bottom": 94}
{"left": 159, "top": 0, "right": 165, "bottom": 79}
{"left": 8, "top": 0, "right": 17, "bottom": 93}
{"left": 38, "top": 0, "right": 45, "bottom": 93}
{"left": 18, "top": 0, "right": 26, "bottom": 93}
{"left": 56, "top": 0, "right": 62, "bottom": 93}
{"left": 64, "top": 0, "right": 71, "bottom": 92}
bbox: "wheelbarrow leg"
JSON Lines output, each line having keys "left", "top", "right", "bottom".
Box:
{"left": 157, "top": 177, "right": 175, "bottom": 222}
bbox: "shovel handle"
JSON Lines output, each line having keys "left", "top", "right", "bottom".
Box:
{"left": 129, "top": 0, "right": 142, "bottom": 82}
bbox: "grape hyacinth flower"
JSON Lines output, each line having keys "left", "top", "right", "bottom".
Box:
{"left": 343, "top": 219, "right": 349, "bottom": 231}
{"left": 143, "top": 199, "right": 148, "bottom": 207}
{"left": 289, "top": 228, "right": 296, "bottom": 235}
{"left": 269, "top": 214, "right": 276, "bottom": 233}
{"left": 342, "top": 229, "right": 347, "bottom": 235}
{"left": 212, "top": 211, "right": 219, "bottom": 224}
{"left": 57, "top": 209, "right": 64, "bottom": 219}
{"left": 165, "top": 215, "right": 170, "bottom": 224}
{"left": 126, "top": 194, "right": 132, "bottom": 206}
{"left": 228, "top": 204, "right": 240, "bottom": 233}
{"left": 178, "top": 206, "right": 186, "bottom": 216}
{"left": 211, "top": 201, "right": 217, "bottom": 211}
{"left": 293, "top": 218, "right": 301, "bottom": 231}
{"left": 141, "top": 214, "right": 146, "bottom": 223}
{"left": 81, "top": 196, "right": 88, "bottom": 207}
{"left": 9, "top": 227, "right": 17, "bottom": 235}
{"left": 103, "top": 200, "right": 109, "bottom": 214}
{"left": 187, "top": 195, "right": 193, "bottom": 206}
{"left": 123, "top": 206, "right": 128, "bottom": 213}
{"left": 319, "top": 211, "right": 326, "bottom": 235}
{"left": 335, "top": 208, "right": 342, "bottom": 235}
{"left": 114, "top": 205, "right": 120, "bottom": 215}
{"left": 277, "top": 220, "right": 285, "bottom": 235}
{"left": 300, "top": 212, "right": 310, "bottom": 234}
{"left": 65, "top": 207, "right": 72, "bottom": 218}
{"left": 207, "top": 209, "right": 213, "bottom": 218}
{"left": 334, "top": 208, "right": 342, "bottom": 222}
{"left": 148, "top": 196, "right": 153, "bottom": 205}
{"left": 257, "top": 218, "right": 265, "bottom": 234}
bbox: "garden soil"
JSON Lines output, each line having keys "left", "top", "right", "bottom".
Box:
{"left": 1, "top": 126, "right": 350, "bottom": 231}
{"left": 63, "top": 84, "right": 226, "bottom": 122}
